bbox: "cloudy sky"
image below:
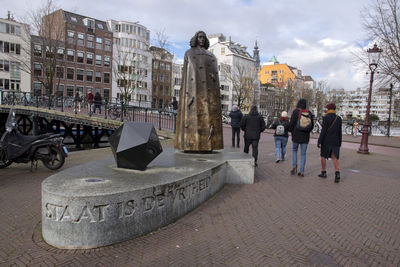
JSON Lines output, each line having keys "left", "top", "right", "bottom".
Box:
{"left": 6, "top": 0, "right": 373, "bottom": 90}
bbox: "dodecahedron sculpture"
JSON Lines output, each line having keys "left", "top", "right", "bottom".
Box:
{"left": 109, "top": 122, "right": 163, "bottom": 170}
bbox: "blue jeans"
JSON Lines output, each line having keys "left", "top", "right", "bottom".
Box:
{"left": 292, "top": 142, "right": 308, "bottom": 174}
{"left": 274, "top": 136, "right": 288, "bottom": 160}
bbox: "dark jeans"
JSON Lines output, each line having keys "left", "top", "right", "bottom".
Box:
{"left": 231, "top": 127, "right": 240, "bottom": 147}
{"left": 93, "top": 104, "right": 101, "bottom": 114}
{"left": 244, "top": 138, "right": 259, "bottom": 163}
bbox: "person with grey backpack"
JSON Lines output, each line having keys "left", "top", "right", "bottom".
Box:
{"left": 272, "top": 111, "right": 290, "bottom": 163}
{"left": 288, "top": 99, "right": 314, "bottom": 177}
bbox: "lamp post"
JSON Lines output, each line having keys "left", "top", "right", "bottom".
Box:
{"left": 387, "top": 83, "right": 393, "bottom": 137}
{"left": 358, "top": 44, "right": 383, "bottom": 154}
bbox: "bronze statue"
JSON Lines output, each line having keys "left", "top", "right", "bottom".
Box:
{"left": 174, "top": 31, "right": 224, "bottom": 152}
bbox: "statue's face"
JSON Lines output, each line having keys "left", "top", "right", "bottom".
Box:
{"left": 197, "top": 32, "right": 206, "bottom": 47}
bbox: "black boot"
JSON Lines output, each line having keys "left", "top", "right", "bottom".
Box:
{"left": 290, "top": 166, "right": 297, "bottom": 175}
{"left": 334, "top": 171, "right": 340, "bottom": 183}
{"left": 318, "top": 171, "right": 327, "bottom": 178}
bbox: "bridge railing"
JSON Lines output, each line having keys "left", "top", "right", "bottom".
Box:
{"left": 0, "top": 90, "right": 177, "bottom": 133}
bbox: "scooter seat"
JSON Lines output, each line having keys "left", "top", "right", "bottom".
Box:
{"left": 18, "top": 133, "right": 53, "bottom": 143}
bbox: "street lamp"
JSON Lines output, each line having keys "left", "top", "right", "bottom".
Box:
{"left": 358, "top": 43, "right": 383, "bottom": 154}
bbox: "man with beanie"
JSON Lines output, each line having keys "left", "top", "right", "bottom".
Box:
{"left": 240, "top": 106, "right": 266, "bottom": 167}
{"left": 229, "top": 105, "right": 243, "bottom": 148}
{"left": 317, "top": 103, "right": 342, "bottom": 183}
{"left": 272, "top": 111, "right": 290, "bottom": 163}
{"left": 288, "top": 99, "right": 314, "bottom": 176}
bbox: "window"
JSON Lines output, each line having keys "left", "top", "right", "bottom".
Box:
{"left": 104, "top": 56, "right": 110, "bottom": 67}
{"left": 104, "top": 73, "right": 110, "bottom": 83}
{"left": 153, "top": 61, "right": 158, "bottom": 69}
{"left": 15, "top": 44, "right": 20, "bottom": 55}
{"left": 34, "top": 44, "right": 42, "bottom": 57}
{"left": 166, "top": 63, "right": 171, "bottom": 71}
{"left": 77, "top": 51, "right": 84, "bottom": 63}
{"left": 96, "top": 37, "right": 102, "bottom": 49}
{"left": 87, "top": 53, "right": 93, "bottom": 65}
{"left": 66, "top": 85, "right": 74, "bottom": 97}
{"left": 77, "top": 33, "right": 84, "bottom": 46}
{"left": 3, "top": 60, "right": 9, "bottom": 72}
{"left": 56, "top": 66, "right": 64, "bottom": 79}
{"left": 45, "top": 46, "right": 54, "bottom": 58}
{"left": 76, "top": 69, "right": 84, "bottom": 81}
{"left": 56, "top": 84, "right": 64, "bottom": 97}
{"left": 160, "top": 62, "right": 164, "bottom": 69}
{"left": 97, "top": 23, "right": 104, "bottom": 30}
{"left": 33, "top": 63, "right": 42, "bottom": 76}
{"left": 71, "top": 17, "right": 77, "bottom": 23}
{"left": 87, "top": 35, "right": 94, "bottom": 48}
{"left": 160, "top": 73, "right": 164, "bottom": 82}
{"left": 96, "top": 55, "right": 102, "bottom": 66}
{"left": 104, "top": 88, "right": 110, "bottom": 101}
{"left": 67, "top": 31, "right": 75, "bottom": 44}
{"left": 57, "top": 48, "right": 64, "bottom": 60}
{"left": 67, "top": 49, "right": 74, "bottom": 62}
{"left": 86, "top": 70, "right": 93, "bottom": 82}
{"left": 105, "top": 39, "right": 111, "bottom": 51}
{"left": 95, "top": 71, "right": 101, "bottom": 82}
{"left": 33, "top": 83, "right": 42, "bottom": 96}
{"left": 66, "top": 68, "right": 74, "bottom": 80}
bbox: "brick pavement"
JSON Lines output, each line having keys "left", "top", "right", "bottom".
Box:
{"left": 1, "top": 128, "right": 400, "bottom": 266}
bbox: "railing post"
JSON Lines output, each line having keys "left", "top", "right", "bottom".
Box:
{"left": 104, "top": 99, "right": 108, "bottom": 119}
{"left": 132, "top": 106, "right": 135, "bottom": 121}
{"left": 120, "top": 99, "right": 124, "bottom": 122}
{"left": 23, "top": 92, "right": 27, "bottom": 106}
{"left": 12, "top": 91, "right": 15, "bottom": 105}
{"left": 173, "top": 113, "right": 177, "bottom": 133}
{"left": 158, "top": 109, "right": 162, "bottom": 131}
{"left": 61, "top": 95, "right": 64, "bottom": 112}
{"left": 48, "top": 94, "right": 51, "bottom": 110}
{"left": 145, "top": 108, "right": 148, "bottom": 123}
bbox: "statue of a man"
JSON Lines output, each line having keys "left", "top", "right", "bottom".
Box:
{"left": 174, "top": 31, "right": 224, "bottom": 152}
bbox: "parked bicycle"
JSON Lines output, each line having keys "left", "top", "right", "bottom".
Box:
{"left": 312, "top": 118, "right": 322, "bottom": 134}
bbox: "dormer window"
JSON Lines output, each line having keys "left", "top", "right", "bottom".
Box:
{"left": 71, "top": 17, "right": 77, "bottom": 22}
{"left": 97, "top": 24, "right": 104, "bottom": 30}
{"left": 83, "top": 18, "right": 95, "bottom": 32}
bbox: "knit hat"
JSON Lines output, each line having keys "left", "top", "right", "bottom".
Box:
{"left": 326, "top": 103, "right": 336, "bottom": 110}
{"left": 281, "top": 111, "right": 288, "bottom": 117}
{"left": 232, "top": 105, "right": 238, "bottom": 111}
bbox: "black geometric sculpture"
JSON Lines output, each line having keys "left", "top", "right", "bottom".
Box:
{"left": 109, "top": 122, "right": 163, "bottom": 170}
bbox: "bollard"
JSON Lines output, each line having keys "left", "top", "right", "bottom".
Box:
{"left": 158, "top": 109, "right": 162, "bottom": 131}
{"left": 120, "top": 99, "right": 124, "bottom": 122}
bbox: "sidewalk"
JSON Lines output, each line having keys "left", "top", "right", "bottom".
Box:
{"left": 0, "top": 128, "right": 400, "bottom": 266}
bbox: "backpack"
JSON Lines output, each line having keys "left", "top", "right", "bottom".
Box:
{"left": 275, "top": 124, "right": 285, "bottom": 135}
{"left": 296, "top": 109, "right": 312, "bottom": 131}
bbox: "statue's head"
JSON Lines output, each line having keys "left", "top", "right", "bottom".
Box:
{"left": 190, "top": 31, "right": 210, "bottom": 49}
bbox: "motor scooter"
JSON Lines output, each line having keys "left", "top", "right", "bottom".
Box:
{"left": 0, "top": 109, "right": 68, "bottom": 170}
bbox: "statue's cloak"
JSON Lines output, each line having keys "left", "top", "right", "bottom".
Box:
{"left": 174, "top": 46, "right": 223, "bottom": 151}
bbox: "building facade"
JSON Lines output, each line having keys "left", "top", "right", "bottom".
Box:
{"left": 33, "top": 10, "right": 113, "bottom": 100}
{"left": 172, "top": 62, "right": 182, "bottom": 99}
{"left": 0, "top": 15, "right": 30, "bottom": 93}
{"left": 208, "top": 33, "right": 257, "bottom": 113}
{"left": 150, "top": 46, "right": 173, "bottom": 109}
{"left": 106, "top": 19, "right": 152, "bottom": 107}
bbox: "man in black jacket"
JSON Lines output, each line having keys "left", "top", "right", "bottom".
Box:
{"left": 240, "top": 106, "right": 266, "bottom": 167}
{"left": 288, "top": 99, "right": 314, "bottom": 176}
{"left": 317, "top": 103, "right": 342, "bottom": 183}
{"left": 229, "top": 105, "right": 243, "bottom": 148}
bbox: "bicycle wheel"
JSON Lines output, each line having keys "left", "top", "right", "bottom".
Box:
{"left": 345, "top": 125, "right": 353, "bottom": 135}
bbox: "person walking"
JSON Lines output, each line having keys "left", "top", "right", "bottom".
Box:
{"left": 172, "top": 97, "right": 178, "bottom": 117}
{"left": 229, "top": 105, "right": 243, "bottom": 148}
{"left": 87, "top": 90, "right": 94, "bottom": 113}
{"left": 240, "top": 106, "right": 266, "bottom": 167}
{"left": 74, "top": 91, "right": 81, "bottom": 112}
{"left": 93, "top": 92, "right": 102, "bottom": 114}
{"left": 272, "top": 111, "right": 290, "bottom": 163}
{"left": 288, "top": 99, "right": 314, "bottom": 177}
{"left": 317, "top": 103, "right": 342, "bottom": 183}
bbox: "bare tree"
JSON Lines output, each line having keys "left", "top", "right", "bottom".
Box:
{"left": 15, "top": 0, "right": 66, "bottom": 97}
{"left": 273, "top": 73, "right": 296, "bottom": 113}
{"left": 220, "top": 63, "right": 257, "bottom": 112}
{"left": 113, "top": 42, "right": 149, "bottom": 105}
{"left": 154, "top": 28, "right": 170, "bottom": 50}
{"left": 361, "top": 0, "right": 400, "bottom": 86}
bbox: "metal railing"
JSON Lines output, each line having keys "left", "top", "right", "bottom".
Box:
{"left": 0, "top": 90, "right": 177, "bottom": 133}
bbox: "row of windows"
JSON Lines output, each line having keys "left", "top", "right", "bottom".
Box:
{"left": 114, "top": 24, "right": 150, "bottom": 41}
{"left": 0, "top": 40, "right": 21, "bottom": 55}
{"left": 33, "top": 45, "right": 111, "bottom": 67}
{"left": 152, "top": 84, "right": 170, "bottom": 96}
{"left": 33, "top": 64, "right": 110, "bottom": 84}
{"left": 0, "top": 78, "right": 20, "bottom": 90}
{"left": 117, "top": 65, "right": 148, "bottom": 77}
{"left": 116, "top": 79, "right": 148, "bottom": 89}
{"left": 67, "top": 31, "right": 111, "bottom": 50}
{"left": 0, "top": 60, "right": 20, "bottom": 76}
{"left": 0, "top": 22, "right": 21, "bottom": 36}
{"left": 153, "top": 61, "right": 171, "bottom": 71}
{"left": 152, "top": 72, "right": 170, "bottom": 82}
{"left": 264, "top": 70, "right": 284, "bottom": 75}
{"left": 114, "top": 38, "right": 149, "bottom": 51}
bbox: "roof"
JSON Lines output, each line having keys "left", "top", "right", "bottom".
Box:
{"left": 61, "top": 10, "right": 109, "bottom": 32}
{"left": 303, "top": 76, "right": 314, "bottom": 82}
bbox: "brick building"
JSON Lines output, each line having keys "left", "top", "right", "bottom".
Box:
{"left": 32, "top": 10, "right": 113, "bottom": 100}
{"left": 150, "top": 46, "right": 173, "bottom": 109}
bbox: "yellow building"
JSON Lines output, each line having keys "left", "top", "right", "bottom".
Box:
{"left": 259, "top": 57, "right": 297, "bottom": 88}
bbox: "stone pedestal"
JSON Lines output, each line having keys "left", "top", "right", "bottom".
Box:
{"left": 42, "top": 148, "right": 254, "bottom": 249}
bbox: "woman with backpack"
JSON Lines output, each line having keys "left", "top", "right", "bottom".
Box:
{"left": 272, "top": 111, "right": 290, "bottom": 163}
{"left": 317, "top": 103, "right": 342, "bottom": 183}
{"left": 288, "top": 99, "right": 314, "bottom": 177}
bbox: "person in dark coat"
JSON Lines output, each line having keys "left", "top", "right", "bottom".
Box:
{"left": 93, "top": 92, "right": 102, "bottom": 114}
{"left": 229, "top": 105, "right": 243, "bottom": 148}
{"left": 240, "top": 106, "right": 266, "bottom": 166}
{"left": 288, "top": 99, "right": 314, "bottom": 176}
{"left": 317, "top": 103, "right": 342, "bottom": 183}
{"left": 172, "top": 97, "right": 178, "bottom": 116}
{"left": 74, "top": 91, "right": 81, "bottom": 112}
{"left": 272, "top": 111, "right": 290, "bottom": 163}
